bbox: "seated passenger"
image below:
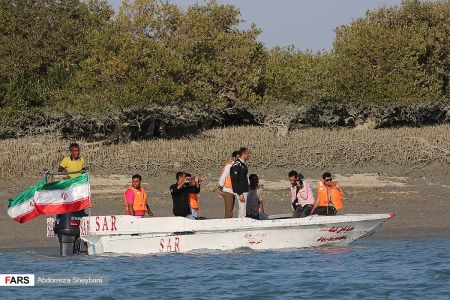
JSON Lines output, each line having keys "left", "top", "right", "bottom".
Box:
{"left": 124, "top": 174, "right": 155, "bottom": 217}
{"left": 310, "top": 172, "right": 346, "bottom": 216}
{"left": 170, "top": 172, "right": 201, "bottom": 220}
{"left": 288, "top": 171, "right": 315, "bottom": 218}
{"left": 247, "top": 174, "right": 268, "bottom": 220}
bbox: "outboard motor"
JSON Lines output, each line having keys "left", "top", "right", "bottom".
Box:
{"left": 54, "top": 210, "right": 88, "bottom": 256}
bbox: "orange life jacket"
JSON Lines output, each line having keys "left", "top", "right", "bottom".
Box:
{"left": 317, "top": 181, "right": 343, "bottom": 211}
{"left": 222, "top": 161, "right": 233, "bottom": 189}
{"left": 124, "top": 186, "right": 148, "bottom": 213}
{"left": 189, "top": 193, "right": 199, "bottom": 210}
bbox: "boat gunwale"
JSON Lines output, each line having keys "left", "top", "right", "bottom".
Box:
{"left": 81, "top": 213, "right": 393, "bottom": 237}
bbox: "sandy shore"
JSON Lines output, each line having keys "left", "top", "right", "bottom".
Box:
{"left": 1, "top": 168, "right": 449, "bottom": 250}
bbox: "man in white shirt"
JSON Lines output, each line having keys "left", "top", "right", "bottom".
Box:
{"left": 218, "top": 151, "right": 239, "bottom": 218}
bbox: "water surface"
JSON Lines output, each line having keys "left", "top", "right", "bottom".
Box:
{"left": 1, "top": 237, "right": 449, "bottom": 299}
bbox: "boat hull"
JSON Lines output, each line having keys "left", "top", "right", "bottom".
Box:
{"left": 79, "top": 214, "right": 393, "bottom": 255}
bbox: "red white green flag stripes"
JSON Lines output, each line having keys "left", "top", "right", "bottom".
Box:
{"left": 7, "top": 173, "right": 91, "bottom": 223}
{"left": 6, "top": 177, "right": 46, "bottom": 223}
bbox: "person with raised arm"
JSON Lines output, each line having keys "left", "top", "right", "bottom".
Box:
{"left": 288, "top": 171, "right": 315, "bottom": 218}
{"left": 310, "top": 172, "right": 347, "bottom": 216}
{"left": 170, "top": 172, "right": 204, "bottom": 219}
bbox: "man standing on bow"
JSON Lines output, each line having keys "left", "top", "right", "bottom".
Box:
{"left": 58, "top": 143, "right": 86, "bottom": 179}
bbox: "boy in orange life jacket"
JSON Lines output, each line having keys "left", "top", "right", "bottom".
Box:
{"left": 218, "top": 151, "right": 240, "bottom": 218}
{"left": 124, "top": 174, "right": 154, "bottom": 217}
{"left": 186, "top": 173, "right": 206, "bottom": 219}
{"left": 310, "top": 172, "right": 347, "bottom": 216}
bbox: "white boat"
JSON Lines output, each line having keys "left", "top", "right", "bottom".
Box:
{"left": 77, "top": 213, "right": 394, "bottom": 255}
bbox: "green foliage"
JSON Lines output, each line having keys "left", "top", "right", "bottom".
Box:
{"left": 264, "top": 0, "right": 449, "bottom": 109}
{"left": 263, "top": 47, "right": 337, "bottom": 105}
{"left": 0, "top": 0, "right": 448, "bottom": 130}
{"left": 333, "top": 0, "right": 449, "bottom": 107}
{"left": 168, "top": 1, "right": 265, "bottom": 107}
{"left": 68, "top": 0, "right": 265, "bottom": 111}
{"left": 0, "top": 0, "right": 113, "bottom": 110}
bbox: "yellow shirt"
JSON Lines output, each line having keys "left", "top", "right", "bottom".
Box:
{"left": 60, "top": 156, "right": 85, "bottom": 179}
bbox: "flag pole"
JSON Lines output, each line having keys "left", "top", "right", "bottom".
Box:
{"left": 44, "top": 169, "right": 88, "bottom": 176}
{"left": 86, "top": 171, "right": 92, "bottom": 216}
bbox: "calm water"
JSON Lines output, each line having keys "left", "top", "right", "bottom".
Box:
{"left": 1, "top": 237, "right": 449, "bottom": 299}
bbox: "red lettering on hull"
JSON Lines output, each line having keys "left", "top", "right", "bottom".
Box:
{"left": 316, "top": 236, "right": 348, "bottom": 243}
{"left": 244, "top": 233, "right": 267, "bottom": 245}
{"left": 175, "top": 237, "right": 180, "bottom": 252}
{"left": 80, "top": 219, "right": 90, "bottom": 236}
{"left": 102, "top": 217, "right": 109, "bottom": 231}
{"left": 111, "top": 216, "right": 117, "bottom": 231}
{"left": 95, "top": 216, "right": 119, "bottom": 232}
{"left": 167, "top": 238, "right": 172, "bottom": 252}
{"left": 47, "top": 218, "right": 55, "bottom": 237}
{"left": 159, "top": 237, "right": 181, "bottom": 252}
{"left": 323, "top": 226, "right": 354, "bottom": 233}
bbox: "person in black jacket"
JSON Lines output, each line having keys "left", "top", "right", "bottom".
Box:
{"left": 170, "top": 172, "right": 200, "bottom": 219}
{"left": 230, "top": 147, "right": 250, "bottom": 218}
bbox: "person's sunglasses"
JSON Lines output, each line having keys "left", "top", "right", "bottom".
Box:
{"left": 325, "top": 178, "right": 332, "bottom": 182}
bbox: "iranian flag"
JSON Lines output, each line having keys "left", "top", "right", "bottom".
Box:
{"left": 7, "top": 173, "right": 91, "bottom": 223}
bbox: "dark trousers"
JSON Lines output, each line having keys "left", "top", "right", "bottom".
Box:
{"left": 293, "top": 204, "right": 313, "bottom": 218}
{"left": 246, "top": 213, "right": 259, "bottom": 220}
{"left": 313, "top": 206, "right": 337, "bottom": 216}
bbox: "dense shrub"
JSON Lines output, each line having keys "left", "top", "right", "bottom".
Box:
{"left": 0, "top": 0, "right": 113, "bottom": 110}
{"left": 1, "top": 125, "right": 449, "bottom": 178}
{"left": 0, "top": 0, "right": 448, "bottom": 138}
{"left": 333, "top": 0, "right": 449, "bottom": 108}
